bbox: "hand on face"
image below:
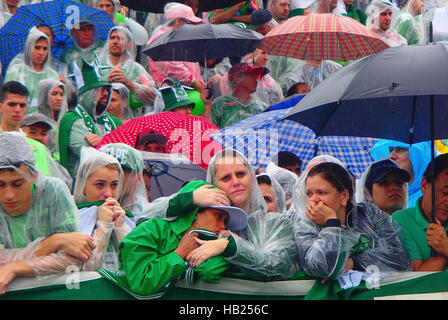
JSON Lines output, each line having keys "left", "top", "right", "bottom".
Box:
{"left": 305, "top": 200, "right": 338, "bottom": 225}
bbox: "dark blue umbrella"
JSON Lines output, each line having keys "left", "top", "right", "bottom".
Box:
{"left": 0, "top": 0, "right": 113, "bottom": 71}
{"left": 286, "top": 43, "right": 448, "bottom": 224}
{"left": 142, "top": 22, "right": 263, "bottom": 63}
{"left": 141, "top": 151, "right": 207, "bottom": 200}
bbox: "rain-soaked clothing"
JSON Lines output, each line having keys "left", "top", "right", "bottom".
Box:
{"left": 211, "top": 95, "right": 267, "bottom": 128}
{"left": 4, "top": 28, "right": 59, "bottom": 110}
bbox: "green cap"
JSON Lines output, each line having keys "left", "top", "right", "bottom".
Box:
{"left": 99, "top": 143, "right": 144, "bottom": 173}
{"left": 159, "top": 82, "right": 195, "bottom": 112}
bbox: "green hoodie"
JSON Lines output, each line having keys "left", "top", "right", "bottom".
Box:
{"left": 98, "top": 180, "right": 230, "bottom": 299}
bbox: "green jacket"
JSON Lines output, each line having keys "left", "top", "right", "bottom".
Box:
{"left": 98, "top": 212, "right": 230, "bottom": 299}
{"left": 343, "top": 4, "right": 367, "bottom": 25}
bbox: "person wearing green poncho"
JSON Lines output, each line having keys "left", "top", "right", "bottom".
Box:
{"left": 99, "top": 180, "right": 248, "bottom": 299}
{"left": 97, "top": 25, "right": 157, "bottom": 118}
{"left": 73, "top": 147, "right": 135, "bottom": 271}
{"left": 0, "top": 132, "right": 96, "bottom": 295}
{"left": 342, "top": 0, "right": 367, "bottom": 25}
{"left": 58, "top": 57, "right": 122, "bottom": 177}
{"left": 4, "top": 28, "right": 60, "bottom": 110}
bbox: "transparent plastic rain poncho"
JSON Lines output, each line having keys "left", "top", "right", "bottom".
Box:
{"left": 35, "top": 79, "right": 68, "bottom": 156}
{"left": 266, "top": 161, "right": 300, "bottom": 212}
{"left": 355, "top": 158, "right": 409, "bottom": 210}
{"left": 424, "top": 0, "right": 448, "bottom": 42}
{"left": 237, "top": 50, "right": 284, "bottom": 106}
{"left": 284, "top": 59, "right": 343, "bottom": 91}
{"left": 0, "top": 132, "right": 83, "bottom": 277}
{"left": 265, "top": 55, "right": 303, "bottom": 95}
{"left": 146, "top": 14, "right": 205, "bottom": 88}
{"left": 369, "top": 139, "right": 433, "bottom": 208}
{"left": 98, "top": 143, "right": 150, "bottom": 219}
{"left": 292, "top": 160, "right": 411, "bottom": 280}
{"left": 0, "top": 0, "right": 25, "bottom": 27}
{"left": 109, "top": 83, "right": 131, "bottom": 122}
{"left": 366, "top": 0, "right": 408, "bottom": 47}
{"left": 289, "top": 154, "right": 345, "bottom": 221}
{"left": 73, "top": 147, "right": 135, "bottom": 270}
{"left": 390, "top": 0, "right": 427, "bottom": 45}
{"left": 205, "top": 149, "right": 298, "bottom": 280}
{"left": 256, "top": 173, "right": 287, "bottom": 213}
{"left": 98, "top": 25, "right": 157, "bottom": 117}
{"left": 200, "top": 57, "right": 232, "bottom": 99}
{"left": 4, "top": 28, "right": 60, "bottom": 109}
{"left": 138, "top": 149, "right": 298, "bottom": 280}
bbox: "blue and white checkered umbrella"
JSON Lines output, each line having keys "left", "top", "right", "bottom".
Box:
{"left": 210, "top": 107, "right": 377, "bottom": 178}
{"left": 0, "top": 0, "right": 113, "bottom": 71}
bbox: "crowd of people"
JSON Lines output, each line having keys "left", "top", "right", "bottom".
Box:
{"left": 0, "top": 0, "right": 448, "bottom": 299}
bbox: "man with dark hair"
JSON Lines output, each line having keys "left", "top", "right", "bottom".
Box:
{"left": 272, "top": 151, "right": 302, "bottom": 177}
{"left": 392, "top": 153, "right": 448, "bottom": 271}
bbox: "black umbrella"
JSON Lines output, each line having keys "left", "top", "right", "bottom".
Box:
{"left": 119, "top": 0, "right": 249, "bottom": 13}
{"left": 143, "top": 22, "right": 263, "bottom": 62}
{"left": 285, "top": 44, "right": 448, "bottom": 226}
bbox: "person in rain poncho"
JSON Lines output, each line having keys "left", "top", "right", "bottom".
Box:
{"left": 0, "top": 81, "right": 73, "bottom": 189}
{"left": 32, "top": 79, "right": 68, "bottom": 158}
{"left": 211, "top": 63, "right": 269, "bottom": 129}
{"left": 0, "top": 132, "right": 96, "bottom": 295}
{"left": 220, "top": 48, "right": 284, "bottom": 107}
{"left": 268, "top": 0, "right": 291, "bottom": 24}
{"left": 98, "top": 180, "right": 248, "bottom": 299}
{"left": 266, "top": 160, "right": 300, "bottom": 212}
{"left": 106, "top": 83, "right": 131, "bottom": 124}
{"left": 94, "top": 0, "right": 149, "bottom": 46}
{"left": 62, "top": 18, "right": 106, "bottom": 72}
{"left": 256, "top": 173, "right": 287, "bottom": 213}
{"left": 199, "top": 58, "right": 232, "bottom": 100}
{"left": 271, "top": 150, "right": 303, "bottom": 177}
{"left": 284, "top": 59, "right": 343, "bottom": 92}
{"left": 366, "top": 0, "right": 408, "bottom": 47}
{"left": 0, "top": 0, "right": 23, "bottom": 27}
{"left": 58, "top": 58, "right": 122, "bottom": 177}
{"left": 292, "top": 161, "right": 411, "bottom": 282}
{"left": 73, "top": 147, "right": 135, "bottom": 271}
{"left": 355, "top": 159, "right": 410, "bottom": 215}
{"left": 146, "top": 2, "right": 205, "bottom": 91}
{"left": 4, "top": 28, "right": 60, "bottom": 110}
{"left": 392, "top": 154, "right": 448, "bottom": 271}
{"left": 369, "top": 139, "right": 433, "bottom": 209}
{"left": 391, "top": 0, "right": 426, "bottom": 45}
{"left": 341, "top": 0, "right": 367, "bottom": 24}
{"left": 99, "top": 143, "right": 150, "bottom": 220}
{"left": 139, "top": 149, "right": 298, "bottom": 281}
{"left": 98, "top": 25, "right": 157, "bottom": 117}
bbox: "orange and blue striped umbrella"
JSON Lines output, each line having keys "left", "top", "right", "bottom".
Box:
{"left": 260, "top": 14, "right": 389, "bottom": 61}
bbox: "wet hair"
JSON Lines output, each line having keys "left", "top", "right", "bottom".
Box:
{"left": 306, "top": 162, "right": 354, "bottom": 213}
{"left": 0, "top": 81, "right": 29, "bottom": 102}
{"left": 272, "top": 151, "right": 302, "bottom": 168}
{"left": 423, "top": 153, "right": 448, "bottom": 184}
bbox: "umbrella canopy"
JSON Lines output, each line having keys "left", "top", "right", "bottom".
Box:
{"left": 259, "top": 13, "right": 389, "bottom": 61}
{"left": 97, "top": 111, "right": 223, "bottom": 170}
{"left": 119, "top": 0, "right": 248, "bottom": 13}
{"left": 286, "top": 44, "right": 448, "bottom": 143}
{"left": 143, "top": 22, "right": 263, "bottom": 63}
{"left": 286, "top": 43, "right": 448, "bottom": 224}
{"left": 210, "top": 107, "right": 377, "bottom": 178}
{"left": 0, "top": 0, "right": 114, "bottom": 71}
{"left": 142, "top": 151, "right": 207, "bottom": 200}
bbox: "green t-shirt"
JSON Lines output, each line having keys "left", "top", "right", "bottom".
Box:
{"left": 392, "top": 197, "right": 448, "bottom": 265}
